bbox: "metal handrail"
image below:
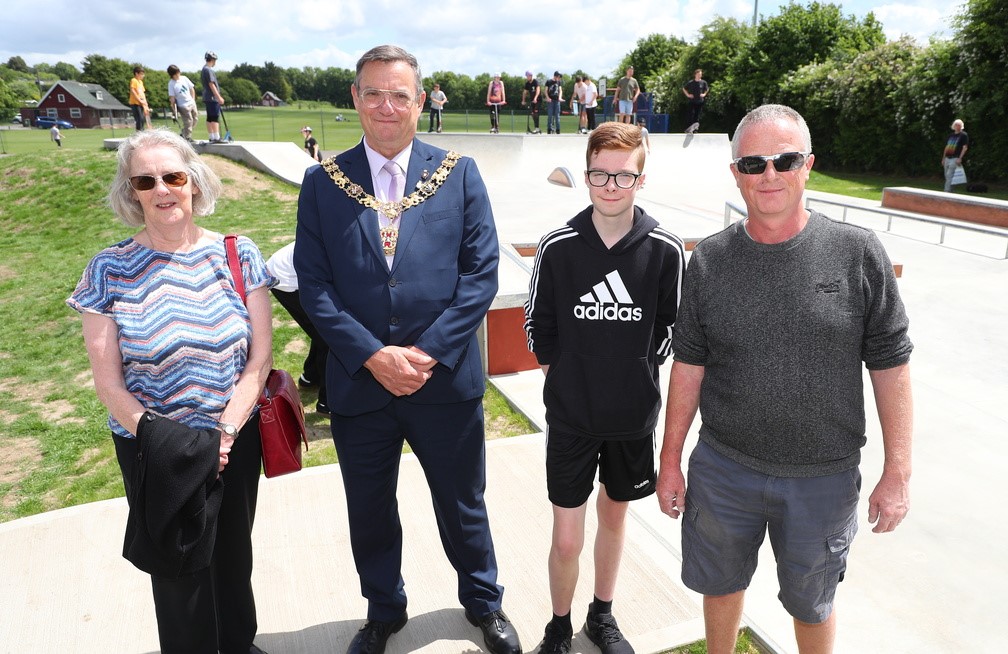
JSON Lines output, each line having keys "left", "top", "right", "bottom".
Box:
{"left": 805, "top": 196, "right": 1008, "bottom": 259}
{"left": 500, "top": 242, "right": 533, "bottom": 274}
{"left": 723, "top": 198, "right": 1008, "bottom": 259}
{"left": 724, "top": 200, "right": 747, "bottom": 227}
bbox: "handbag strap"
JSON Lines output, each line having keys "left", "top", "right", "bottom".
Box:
{"left": 223, "top": 234, "right": 246, "bottom": 304}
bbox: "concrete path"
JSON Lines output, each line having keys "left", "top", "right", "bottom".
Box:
{"left": 0, "top": 436, "right": 703, "bottom": 654}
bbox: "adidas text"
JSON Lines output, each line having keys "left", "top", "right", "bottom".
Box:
{"left": 574, "top": 303, "right": 643, "bottom": 321}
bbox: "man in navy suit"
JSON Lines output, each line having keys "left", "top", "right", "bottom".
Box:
{"left": 294, "top": 45, "right": 522, "bottom": 654}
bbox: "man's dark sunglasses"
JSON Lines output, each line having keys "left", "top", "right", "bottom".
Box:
{"left": 733, "top": 151, "right": 810, "bottom": 175}
{"left": 129, "top": 171, "right": 189, "bottom": 191}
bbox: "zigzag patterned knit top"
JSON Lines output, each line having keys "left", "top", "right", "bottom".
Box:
{"left": 67, "top": 236, "right": 275, "bottom": 438}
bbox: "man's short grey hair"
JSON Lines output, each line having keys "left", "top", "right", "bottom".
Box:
{"left": 109, "top": 128, "right": 223, "bottom": 228}
{"left": 952, "top": 119, "right": 965, "bottom": 129}
{"left": 731, "top": 104, "right": 813, "bottom": 158}
{"left": 354, "top": 45, "right": 424, "bottom": 100}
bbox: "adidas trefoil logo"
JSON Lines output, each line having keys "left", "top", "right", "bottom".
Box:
{"left": 574, "top": 270, "right": 643, "bottom": 322}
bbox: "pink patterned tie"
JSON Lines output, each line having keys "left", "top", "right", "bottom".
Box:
{"left": 384, "top": 160, "right": 405, "bottom": 202}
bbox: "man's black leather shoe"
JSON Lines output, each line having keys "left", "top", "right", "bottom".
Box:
{"left": 346, "top": 613, "right": 407, "bottom": 654}
{"left": 465, "top": 608, "right": 522, "bottom": 654}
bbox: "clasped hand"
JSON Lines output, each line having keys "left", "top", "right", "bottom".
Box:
{"left": 365, "top": 345, "right": 436, "bottom": 396}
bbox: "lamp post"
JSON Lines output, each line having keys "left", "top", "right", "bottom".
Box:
{"left": 753, "top": 0, "right": 759, "bottom": 26}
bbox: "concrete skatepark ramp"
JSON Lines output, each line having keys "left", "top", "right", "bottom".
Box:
{"left": 69, "top": 132, "right": 1006, "bottom": 652}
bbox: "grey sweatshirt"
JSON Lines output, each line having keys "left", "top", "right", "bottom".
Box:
{"left": 672, "top": 211, "right": 913, "bottom": 477}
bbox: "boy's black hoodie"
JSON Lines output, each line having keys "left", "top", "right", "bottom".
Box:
{"left": 525, "top": 205, "right": 685, "bottom": 440}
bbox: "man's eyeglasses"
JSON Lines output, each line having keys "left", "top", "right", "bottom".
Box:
{"left": 585, "top": 170, "right": 642, "bottom": 189}
{"left": 129, "top": 171, "right": 189, "bottom": 191}
{"left": 733, "top": 151, "right": 810, "bottom": 175}
{"left": 359, "top": 88, "right": 416, "bottom": 110}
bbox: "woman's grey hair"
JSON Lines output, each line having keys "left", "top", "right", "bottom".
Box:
{"left": 731, "top": 104, "right": 813, "bottom": 158}
{"left": 353, "top": 44, "right": 424, "bottom": 100}
{"left": 108, "top": 128, "right": 223, "bottom": 227}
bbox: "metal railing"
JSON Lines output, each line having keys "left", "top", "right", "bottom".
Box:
{"left": 724, "top": 200, "right": 747, "bottom": 227}
{"left": 723, "top": 197, "right": 1008, "bottom": 259}
{"left": 805, "top": 196, "right": 1008, "bottom": 259}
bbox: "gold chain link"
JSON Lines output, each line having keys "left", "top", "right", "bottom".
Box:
{"left": 320, "top": 151, "right": 462, "bottom": 220}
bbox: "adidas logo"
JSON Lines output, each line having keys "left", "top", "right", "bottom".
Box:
{"left": 573, "top": 270, "right": 643, "bottom": 322}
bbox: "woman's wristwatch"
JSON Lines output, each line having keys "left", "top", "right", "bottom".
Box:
{"left": 216, "top": 422, "right": 239, "bottom": 438}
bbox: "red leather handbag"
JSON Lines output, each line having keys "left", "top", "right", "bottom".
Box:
{"left": 225, "top": 235, "right": 308, "bottom": 478}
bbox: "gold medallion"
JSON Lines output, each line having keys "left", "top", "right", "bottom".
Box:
{"left": 380, "top": 225, "right": 399, "bottom": 256}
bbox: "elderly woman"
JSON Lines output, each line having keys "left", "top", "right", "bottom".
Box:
{"left": 67, "top": 128, "right": 274, "bottom": 654}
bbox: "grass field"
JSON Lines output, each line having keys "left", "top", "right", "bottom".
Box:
{"left": 0, "top": 105, "right": 590, "bottom": 156}
{"left": 6, "top": 104, "right": 1001, "bottom": 202}
{"left": 0, "top": 146, "right": 532, "bottom": 523}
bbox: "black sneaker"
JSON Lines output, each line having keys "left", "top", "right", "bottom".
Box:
{"left": 583, "top": 611, "right": 634, "bottom": 654}
{"left": 536, "top": 619, "right": 572, "bottom": 654}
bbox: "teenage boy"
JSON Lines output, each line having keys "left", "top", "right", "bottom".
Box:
{"left": 524, "top": 121, "right": 685, "bottom": 654}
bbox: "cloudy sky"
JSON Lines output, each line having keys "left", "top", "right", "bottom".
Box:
{"left": 2, "top": 0, "right": 965, "bottom": 79}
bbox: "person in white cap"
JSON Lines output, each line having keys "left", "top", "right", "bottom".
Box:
{"left": 301, "top": 126, "right": 321, "bottom": 161}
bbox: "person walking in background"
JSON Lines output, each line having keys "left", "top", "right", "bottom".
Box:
{"left": 128, "top": 66, "right": 151, "bottom": 131}
{"left": 67, "top": 128, "right": 274, "bottom": 654}
{"left": 522, "top": 71, "right": 543, "bottom": 134}
{"left": 942, "top": 119, "right": 969, "bottom": 192}
{"left": 681, "top": 69, "right": 708, "bottom": 134}
{"left": 546, "top": 71, "right": 563, "bottom": 134}
{"left": 572, "top": 76, "right": 585, "bottom": 134}
{"left": 301, "top": 126, "right": 321, "bottom": 161}
{"left": 50, "top": 124, "right": 62, "bottom": 147}
{"left": 167, "top": 64, "right": 199, "bottom": 141}
{"left": 582, "top": 75, "right": 599, "bottom": 133}
{"left": 614, "top": 66, "right": 639, "bottom": 124}
{"left": 428, "top": 82, "right": 448, "bottom": 133}
{"left": 487, "top": 73, "right": 506, "bottom": 133}
{"left": 658, "top": 104, "right": 913, "bottom": 654}
{"left": 266, "top": 241, "right": 328, "bottom": 414}
{"left": 295, "top": 44, "right": 522, "bottom": 654}
{"left": 202, "top": 51, "right": 226, "bottom": 143}
{"left": 525, "top": 121, "right": 685, "bottom": 654}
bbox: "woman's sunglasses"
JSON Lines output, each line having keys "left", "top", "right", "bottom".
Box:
{"left": 733, "top": 151, "right": 810, "bottom": 175}
{"left": 129, "top": 171, "right": 189, "bottom": 191}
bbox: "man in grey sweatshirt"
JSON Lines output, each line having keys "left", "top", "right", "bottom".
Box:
{"left": 657, "top": 104, "right": 914, "bottom": 654}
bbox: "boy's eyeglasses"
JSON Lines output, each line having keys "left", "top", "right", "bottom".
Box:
{"left": 129, "top": 171, "right": 189, "bottom": 191}
{"left": 585, "top": 170, "right": 642, "bottom": 189}
{"left": 359, "top": 88, "right": 416, "bottom": 110}
{"left": 733, "top": 151, "right": 810, "bottom": 175}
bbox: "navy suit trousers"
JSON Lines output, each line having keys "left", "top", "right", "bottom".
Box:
{"left": 330, "top": 397, "right": 504, "bottom": 621}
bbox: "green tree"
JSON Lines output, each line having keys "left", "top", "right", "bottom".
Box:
{"left": 287, "top": 66, "right": 318, "bottom": 102}
{"left": 953, "top": 0, "right": 1008, "bottom": 179}
{"left": 650, "top": 16, "right": 753, "bottom": 132}
{"left": 9, "top": 79, "right": 41, "bottom": 103}
{"left": 6, "top": 56, "right": 29, "bottom": 73}
{"left": 80, "top": 54, "right": 134, "bottom": 105}
{"left": 730, "top": 2, "right": 884, "bottom": 110}
{"left": 0, "top": 78, "right": 19, "bottom": 120}
{"left": 425, "top": 71, "right": 481, "bottom": 111}
{"left": 314, "top": 67, "right": 355, "bottom": 107}
{"left": 220, "top": 74, "right": 261, "bottom": 106}
{"left": 52, "top": 62, "right": 81, "bottom": 80}
{"left": 614, "top": 33, "right": 687, "bottom": 87}
{"left": 143, "top": 69, "right": 170, "bottom": 115}
{"left": 261, "top": 62, "right": 291, "bottom": 101}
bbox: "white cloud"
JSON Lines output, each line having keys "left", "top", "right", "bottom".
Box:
{"left": 0, "top": 0, "right": 959, "bottom": 78}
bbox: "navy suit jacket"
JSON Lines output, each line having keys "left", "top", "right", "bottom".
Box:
{"left": 294, "top": 138, "right": 499, "bottom": 417}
